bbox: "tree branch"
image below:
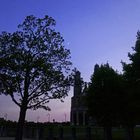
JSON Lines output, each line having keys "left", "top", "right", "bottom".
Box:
{"left": 27, "top": 97, "right": 50, "bottom": 109}
{"left": 10, "top": 93, "right": 21, "bottom": 107}
{"left": 28, "top": 91, "right": 45, "bottom": 103}
{"left": 28, "top": 82, "right": 43, "bottom": 97}
{"left": 17, "top": 78, "right": 23, "bottom": 99}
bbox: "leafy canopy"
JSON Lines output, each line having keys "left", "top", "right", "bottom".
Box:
{"left": 0, "top": 15, "right": 72, "bottom": 110}
{"left": 87, "top": 63, "right": 123, "bottom": 125}
{"left": 122, "top": 31, "right": 140, "bottom": 125}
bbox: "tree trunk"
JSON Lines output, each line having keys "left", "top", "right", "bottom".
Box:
{"left": 15, "top": 106, "right": 27, "bottom": 140}
{"left": 104, "top": 126, "right": 112, "bottom": 140}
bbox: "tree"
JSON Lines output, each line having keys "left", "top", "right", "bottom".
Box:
{"left": 0, "top": 15, "right": 72, "bottom": 140}
{"left": 87, "top": 63, "right": 123, "bottom": 140}
{"left": 122, "top": 31, "right": 140, "bottom": 140}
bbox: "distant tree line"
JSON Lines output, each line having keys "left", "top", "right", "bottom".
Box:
{"left": 86, "top": 31, "right": 140, "bottom": 140}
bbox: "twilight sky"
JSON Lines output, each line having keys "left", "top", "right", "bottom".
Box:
{"left": 0, "top": 0, "right": 140, "bottom": 122}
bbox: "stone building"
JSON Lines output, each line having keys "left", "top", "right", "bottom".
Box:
{"left": 70, "top": 71, "right": 88, "bottom": 125}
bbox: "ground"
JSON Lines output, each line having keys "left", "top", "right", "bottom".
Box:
{"left": 0, "top": 138, "right": 33, "bottom": 140}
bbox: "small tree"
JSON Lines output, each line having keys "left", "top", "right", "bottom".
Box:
{"left": 0, "top": 15, "right": 72, "bottom": 140}
{"left": 87, "top": 63, "right": 123, "bottom": 140}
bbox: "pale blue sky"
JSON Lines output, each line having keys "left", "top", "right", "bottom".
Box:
{"left": 0, "top": 0, "right": 140, "bottom": 122}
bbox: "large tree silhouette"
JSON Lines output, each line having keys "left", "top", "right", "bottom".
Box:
{"left": 87, "top": 63, "right": 123, "bottom": 140}
{"left": 0, "top": 15, "right": 72, "bottom": 140}
{"left": 122, "top": 31, "right": 140, "bottom": 140}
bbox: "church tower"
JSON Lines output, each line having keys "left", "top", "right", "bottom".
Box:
{"left": 70, "top": 70, "right": 88, "bottom": 125}
{"left": 74, "top": 71, "right": 82, "bottom": 96}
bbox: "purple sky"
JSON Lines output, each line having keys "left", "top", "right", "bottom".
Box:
{"left": 0, "top": 0, "right": 140, "bottom": 122}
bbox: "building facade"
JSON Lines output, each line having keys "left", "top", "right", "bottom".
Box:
{"left": 70, "top": 71, "right": 88, "bottom": 125}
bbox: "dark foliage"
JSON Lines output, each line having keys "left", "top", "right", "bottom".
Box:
{"left": 0, "top": 15, "right": 72, "bottom": 140}
{"left": 87, "top": 63, "right": 123, "bottom": 126}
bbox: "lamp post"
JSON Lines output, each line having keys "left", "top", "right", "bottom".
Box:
{"left": 36, "top": 116, "right": 40, "bottom": 140}
{"left": 64, "top": 113, "right": 67, "bottom": 122}
{"left": 37, "top": 116, "right": 40, "bottom": 123}
{"left": 47, "top": 113, "right": 50, "bottom": 122}
{"left": 4, "top": 113, "right": 7, "bottom": 121}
